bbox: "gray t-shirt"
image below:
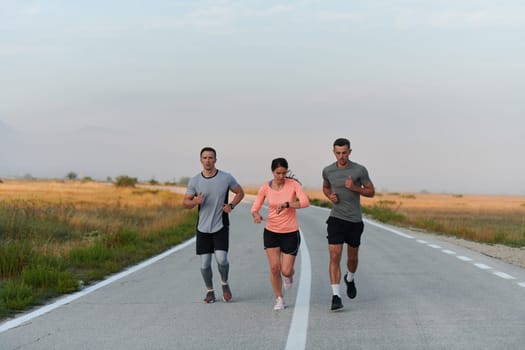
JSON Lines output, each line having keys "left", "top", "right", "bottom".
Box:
{"left": 322, "top": 161, "right": 372, "bottom": 222}
{"left": 186, "top": 170, "right": 239, "bottom": 233}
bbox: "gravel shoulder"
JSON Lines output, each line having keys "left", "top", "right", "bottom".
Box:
{"left": 429, "top": 234, "right": 525, "bottom": 269}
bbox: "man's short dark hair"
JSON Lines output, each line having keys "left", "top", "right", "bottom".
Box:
{"left": 200, "top": 147, "right": 216, "bottom": 157}
{"left": 333, "top": 138, "right": 351, "bottom": 148}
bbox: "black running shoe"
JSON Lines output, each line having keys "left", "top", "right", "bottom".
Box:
{"left": 330, "top": 295, "right": 344, "bottom": 311}
{"left": 203, "top": 290, "right": 216, "bottom": 304}
{"left": 344, "top": 274, "right": 357, "bottom": 299}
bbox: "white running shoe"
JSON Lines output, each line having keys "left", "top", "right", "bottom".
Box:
{"left": 273, "top": 296, "right": 286, "bottom": 310}
{"left": 283, "top": 276, "right": 294, "bottom": 290}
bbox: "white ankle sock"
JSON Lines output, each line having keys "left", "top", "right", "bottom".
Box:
{"left": 346, "top": 272, "right": 354, "bottom": 282}
{"left": 331, "top": 284, "right": 341, "bottom": 297}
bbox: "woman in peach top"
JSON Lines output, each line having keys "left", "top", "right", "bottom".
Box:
{"left": 251, "top": 158, "right": 310, "bottom": 310}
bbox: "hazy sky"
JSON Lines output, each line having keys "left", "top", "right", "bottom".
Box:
{"left": 1, "top": 0, "right": 524, "bottom": 195}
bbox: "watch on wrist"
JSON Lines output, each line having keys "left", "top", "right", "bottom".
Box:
{"left": 229, "top": 203, "right": 235, "bottom": 210}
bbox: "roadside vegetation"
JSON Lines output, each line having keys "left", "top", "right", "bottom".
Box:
{"left": 305, "top": 190, "right": 525, "bottom": 248}
{"left": 2, "top": 181, "right": 524, "bottom": 320}
{"left": 0, "top": 180, "right": 196, "bottom": 319}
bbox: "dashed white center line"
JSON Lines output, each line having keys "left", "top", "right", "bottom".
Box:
{"left": 428, "top": 244, "right": 442, "bottom": 249}
{"left": 285, "top": 229, "right": 311, "bottom": 350}
{"left": 518, "top": 283, "right": 525, "bottom": 288}
{"left": 442, "top": 249, "right": 456, "bottom": 255}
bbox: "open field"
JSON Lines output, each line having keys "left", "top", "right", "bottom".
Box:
{"left": 302, "top": 189, "right": 525, "bottom": 213}
{"left": 0, "top": 179, "right": 196, "bottom": 319}
{"left": 303, "top": 189, "right": 525, "bottom": 244}
{"left": 1, "top": 181, "right": 524, "bottom": 319}
{"left": 303, "top": 188, "right": 525, "bottom": 268}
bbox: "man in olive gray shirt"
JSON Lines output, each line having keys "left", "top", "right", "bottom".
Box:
{"left": 322, "top": 138, "right": 375, "bottom": 311}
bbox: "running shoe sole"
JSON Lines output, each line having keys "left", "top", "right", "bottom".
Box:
{"left": 273, "top": 297, "right": 286, "bottom": 310}
{"left": 330, "top": 295, "right": 344, "bottom": 311}
{"left": 222, "top": 284, "right": 232, "bottom": 302}
{"left": 203, "top": 291, "right": 216, "bottom": 304}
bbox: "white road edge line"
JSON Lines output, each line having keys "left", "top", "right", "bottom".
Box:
{"left": 457, "top": 256, "right": 473, "bottom": 261}
{"left": 364, "top": 215, "right": 524, "bottom": 289}
{"left": 474, "top": 263, "right": 492, "bottom": 270}
{"left": 285, "top": 229, "right": 311, "bottom": 350}
{"left": 493, "top": 271, "right": 516, "bottom": 280}
{"left": 365, "top": 214, "right": 525, "bottom": 290}
{"left": 363, "top": 218, "right": 414, "bottom": 239}
{"left": 0, "top": 237, "right": 196, "bottom": 334}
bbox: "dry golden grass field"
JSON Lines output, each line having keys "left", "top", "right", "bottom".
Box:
{"left": 303, "top": 188, "right": 525, "bottom": 247}
{"left": 0, "top": 179, "right": 191, "bottom": 255}
{"left": 301, "top": 188, "right": 525, "bottom": 269}
{"left": 302, "top": 188, "right": 525, "bottom": 212}
{"left": 3, "top": 181, "right": 524, "bottom": 249}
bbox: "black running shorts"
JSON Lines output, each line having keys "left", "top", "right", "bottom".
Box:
{"left": 263, "top": 229, "right": 301, "bottom": 256}
{"left": 196, "top": 226, "right": 229, "bottom": 255}
{"left": 326, "top": 216, "right": 364, "bottom": 248}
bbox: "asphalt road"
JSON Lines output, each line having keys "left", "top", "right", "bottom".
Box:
{"left": 1, "top": 201, "right": 525, "bottom": 350}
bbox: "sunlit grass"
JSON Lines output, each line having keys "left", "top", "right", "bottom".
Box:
{"left": 303, "top": 188, "right": 525, "bottom": 248}
{"left": 0, "top": 179, "right": 196, "bottom": 318}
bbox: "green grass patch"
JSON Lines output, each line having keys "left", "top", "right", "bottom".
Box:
{"left": 0, "top": 241, "right": 34, "bottom": 279}
{"left": 21, "top": 266, "right": 78, "bottom": 294}
{"left": 363, "top": 205, "right": 406, "bottom": 223}
{"left": 309, "top": 197, "right": 333, "bottom": 208}
{"left": 0, "top": 280, "right": 34, "bottom": 311}
{"left": 0, "top": 194, "right": 197, "bottom": 319}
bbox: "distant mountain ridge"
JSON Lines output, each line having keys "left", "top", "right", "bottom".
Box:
{"left": 0, "top": 122, "right": 176, "bottom": 182}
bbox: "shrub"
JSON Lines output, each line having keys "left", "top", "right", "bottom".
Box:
{"left": 178, "top": 176, "right": 190, "bottom": 186}
{"left": 400, "top": 194, "right": 416, "bottom": 199}
{"left": 66, "top": 172, "right": 78, "bottom": 180}
{"left": 21, "top": 266, "right": 78, "bottom": 294}
{"left": 103, "top": 229, "right": 140, "bottom": 249}
{"left": 115, "top": 175, "right": 138, "bottom": 187}
{"left": 68, "top": 244, "right": 115, "bottom": 269}
{"left": 0, "top": 241, "right": 34, "bottom": 279}
{"left": 363, "top": 200, "right": 405, "bottom": 223}
{"left": 309, "top": 198, "right": 333, "bottom": 208}
{"left": 0, "top": 281, "right": 34, "bottom": 311}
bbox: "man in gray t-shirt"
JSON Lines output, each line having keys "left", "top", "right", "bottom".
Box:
{"left": 322, "top": 138, "right": 375, "bottom": 311}
{"left": 183, "top": 147, "right": 244, "bottom": 304}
